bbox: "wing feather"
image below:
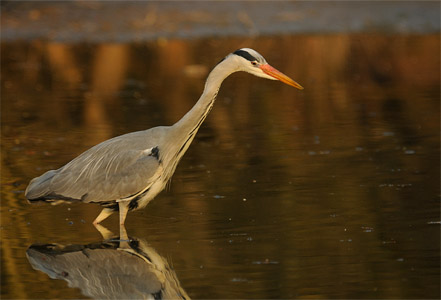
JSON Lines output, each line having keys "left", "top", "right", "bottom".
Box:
{"left": 25, "top": 128, "right": 167, "bottom": 203}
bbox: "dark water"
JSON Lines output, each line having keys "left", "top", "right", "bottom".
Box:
{"left": 1, "top": 35, "right": 440, "bottom": 299}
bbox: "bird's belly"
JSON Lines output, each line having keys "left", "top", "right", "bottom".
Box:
{"left": 131, "top": 178, "right": 167, "bottom": 210}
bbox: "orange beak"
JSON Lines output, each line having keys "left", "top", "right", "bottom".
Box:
{"left": 259, "top": 64, "right": 304, "bottom": 90}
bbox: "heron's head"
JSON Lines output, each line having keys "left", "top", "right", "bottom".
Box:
{"left": 229, "top": 48, "right": 303, "bottom": 90}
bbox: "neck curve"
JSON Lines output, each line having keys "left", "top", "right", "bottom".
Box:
{"left": 172, "top": 56, "right": 238, "bottom": 136}
{"left": 160, "top": 55, "right": 239, "bottom": 182}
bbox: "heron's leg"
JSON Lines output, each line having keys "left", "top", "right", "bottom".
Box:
{"left": 93, "top": 223, "right": 114, "bottom": 240}
{"left": 119, "top": 224, "right": 130, "bottom": 245}
{"left": 93, "top": 208, "right": 114, "bottom": 225}
{"left": 118, "top": 201, "right": 129, "bottom": 225}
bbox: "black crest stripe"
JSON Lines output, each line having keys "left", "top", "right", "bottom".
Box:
{"left": 233, "top": 49, "right": 257, "bottom": 62}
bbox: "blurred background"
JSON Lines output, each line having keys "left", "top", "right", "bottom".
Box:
{"left": 1, "top": 1, "right": 440, "bottom": 299}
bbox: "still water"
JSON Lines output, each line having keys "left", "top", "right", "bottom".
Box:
{"left": 1, "top": 35, "right": 440, "bottom": 299}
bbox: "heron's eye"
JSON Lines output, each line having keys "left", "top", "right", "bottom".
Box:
{"left": 251, "top": 61, "right": 258, "bottom": 66}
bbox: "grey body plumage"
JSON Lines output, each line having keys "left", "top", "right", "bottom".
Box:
{"left": 27, "top": 129, "right": 165, "bottom": 208}
{"left": 25, "top": 48, "right": 303, "bottom": 225}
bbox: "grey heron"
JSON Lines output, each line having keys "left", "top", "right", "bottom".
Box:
{"left": 25, "top": 48, "right": 303, "bottom": 225}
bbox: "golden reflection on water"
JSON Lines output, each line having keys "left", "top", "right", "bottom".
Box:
{"left": 26, "top": 225, "right": 189, "bottom": 299}
{"left": 1, "top": 35, "right": 440, "bottom": 299}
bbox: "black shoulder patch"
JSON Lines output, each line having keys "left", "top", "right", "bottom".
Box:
{"left": 233, "top": 49, "right": 257, "bottom": 62}
{"left": 150, "top": 146, "right": 160, "bottom": 160}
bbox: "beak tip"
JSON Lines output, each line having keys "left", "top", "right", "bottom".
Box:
{"left": 288, "top": 82, "right": 304, "bottom": 90}
{"left": 261, "top": 64, "right": 303, "bottom": 90}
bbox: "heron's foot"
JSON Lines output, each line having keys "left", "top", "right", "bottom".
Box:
{"left": 93, "top": 223, "right": 131, "bottom": 243}
{"left": 116, "top": 224, "right": 131, "bottom": 249}
{"left": 119, "top": 223, "right": 129, "bottom": 241}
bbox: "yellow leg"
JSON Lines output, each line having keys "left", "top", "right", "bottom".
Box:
{"left": 93, "top": 223, "right": 114, "bottom": 240}
{"left": 119, "top": 224, "right": 129, "bottom": 244}
{"left": 93, "top": 208, "right": 114, "bottom": 225}
{"left": 119, "top": 201, "right": 129, "bottom": 225}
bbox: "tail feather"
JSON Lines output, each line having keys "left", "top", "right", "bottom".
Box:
{"left": 25, "top": 170, "right": 58, "bottom": 201}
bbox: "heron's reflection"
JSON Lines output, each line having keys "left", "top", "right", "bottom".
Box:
{"left": 26, "top": 225, "right": 190, "bottom": 299}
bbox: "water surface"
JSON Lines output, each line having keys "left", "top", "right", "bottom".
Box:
{"left": 1, "top": 35, "right": 440, "bottom": 299}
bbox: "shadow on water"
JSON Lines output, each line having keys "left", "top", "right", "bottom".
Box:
{"left": 26, "top": 225, "right": 189, "bottom": 299}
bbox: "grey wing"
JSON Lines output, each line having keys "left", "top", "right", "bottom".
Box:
{"left": 25, "top": 129, "right": 165, "bottom": 203}
{"left": 55, "top": 149, "right": 162, "bottom": 202}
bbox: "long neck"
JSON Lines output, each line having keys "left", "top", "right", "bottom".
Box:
{"left": 161, "top": 58, "right": 237, "bottom": 179}
{"left": 171, "top": 57, "right": 237, "bottom": 138}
